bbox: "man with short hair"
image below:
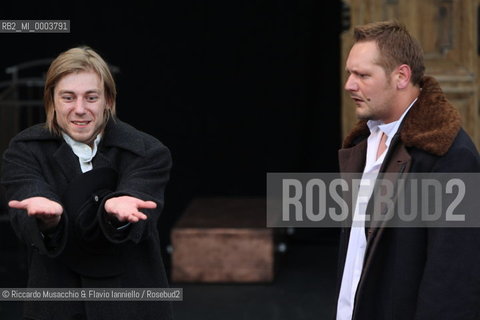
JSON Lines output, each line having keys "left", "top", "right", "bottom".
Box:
{"left": 335, "top": 20, "right": 480, "bottom": 319}
{"left": 1, "top": 46, "right": 173, "bottom": 320}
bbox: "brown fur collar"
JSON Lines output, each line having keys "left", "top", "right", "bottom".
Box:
{"left": 342, "top": 76, "right": 461, "bottom": 156}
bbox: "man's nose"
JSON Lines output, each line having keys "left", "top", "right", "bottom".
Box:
{"left": 73, "top": 99, "right": 87, "bottom": 114}
{"left": 344, "top": 75, "right": 358, "bottom": 92}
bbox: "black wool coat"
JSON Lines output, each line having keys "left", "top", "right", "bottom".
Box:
{"left": 1, "top": 118, "right": 174, "bottom": 320}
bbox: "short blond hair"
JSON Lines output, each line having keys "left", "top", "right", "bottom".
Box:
{"left": 44, "top": 46, "right": 117, "bottom": 135}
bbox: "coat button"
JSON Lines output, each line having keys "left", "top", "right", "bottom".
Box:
{"left": 93, "top": 195, "right": 99, "bottom": 202}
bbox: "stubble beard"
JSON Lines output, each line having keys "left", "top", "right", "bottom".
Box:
{"left": 355, "top": 102, "right": 377, "bottom": 121}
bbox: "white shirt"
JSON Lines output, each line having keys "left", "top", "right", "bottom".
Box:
{"left": 336, "top": 98, "right": 417, "bottom": 320}
{"left": 61, "top": 133, "right": 102, "bottom": 173}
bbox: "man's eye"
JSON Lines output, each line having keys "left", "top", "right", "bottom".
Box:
{"left": 87, "top": 96, "right": 98, "bottom": 102}
{"left": 62, "top": 96, "right": 73, "bottom": 101}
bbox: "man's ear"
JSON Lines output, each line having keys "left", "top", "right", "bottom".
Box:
{"left": 395, "top": 64, "right": 412, "bottom": 89}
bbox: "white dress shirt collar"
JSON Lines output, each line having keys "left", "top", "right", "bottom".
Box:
{"left": 366, "top": 97, "right": 418, "bottom": 149}
{"left": 62, "top": 133, "right": 102, "bottom": 173}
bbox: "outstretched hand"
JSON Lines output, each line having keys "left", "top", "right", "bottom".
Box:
{"left": 9, "top": 197, "right": 63, "bottom": 231}
{"left": 104, "top": 195, "right": 156, "bottom": 223}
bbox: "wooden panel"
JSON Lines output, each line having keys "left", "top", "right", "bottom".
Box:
{"left": 436, "top": 75, "right": 478, "bottom": 142}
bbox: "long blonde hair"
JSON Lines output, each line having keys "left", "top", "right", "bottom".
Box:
{"left": 44, "top": 46, "right": 117, "bottom": 135}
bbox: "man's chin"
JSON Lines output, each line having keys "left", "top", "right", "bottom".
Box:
{"left": 355, "top": 111, "right": 372, "bottom": 121}
{"left": 68, "top": 132, "right": 95, "bottom": 145}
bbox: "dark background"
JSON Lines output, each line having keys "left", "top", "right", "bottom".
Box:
{"left": 0, "top": 1, "right": 343, "bottom": 317}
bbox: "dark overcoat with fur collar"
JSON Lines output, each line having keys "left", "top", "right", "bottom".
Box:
{"left": 1, "top": 118, "right": 174, "bottom": 320}
{"left": 335, "top": 76, "right": 480, "bottom": 319}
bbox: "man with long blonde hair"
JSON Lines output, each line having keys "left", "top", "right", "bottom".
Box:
{"left": 1, "top": 46, "right": 173, "bottom": 320}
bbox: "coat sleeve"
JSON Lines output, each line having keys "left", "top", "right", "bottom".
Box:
{"left": 98, "top": 138, "right": 172, "bottom": 244}
{"left": 1, "top": 138, "right": 67, "bottom": 257}
{"left": 414, "top": 136, "right": 480, "bottom": 319}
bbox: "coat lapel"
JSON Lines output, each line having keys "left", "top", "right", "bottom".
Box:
{"left": 338, "top": 140, "right": 367, "bottom": 173}
{"left": 357, "top": 139, "right": 412, "bottom": 296}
